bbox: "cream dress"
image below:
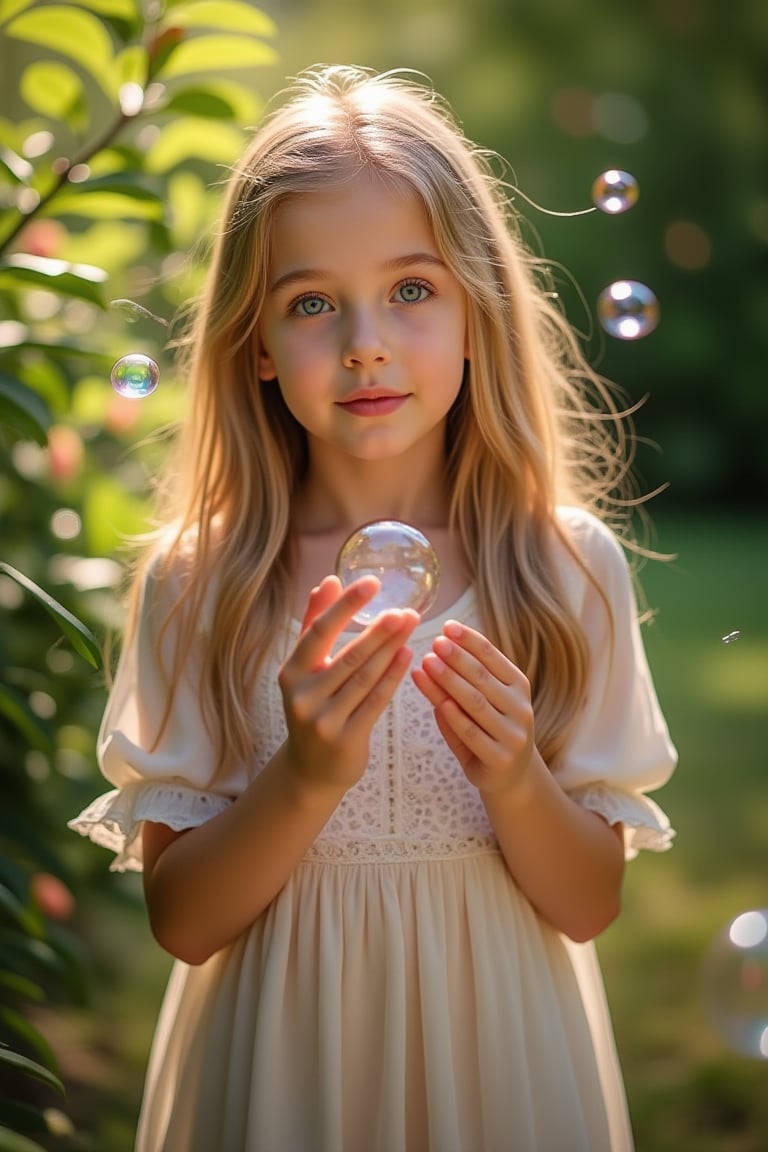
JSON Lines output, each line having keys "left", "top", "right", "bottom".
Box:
{"left": 70, "top": 508, "right": 677, "bottom": 1152}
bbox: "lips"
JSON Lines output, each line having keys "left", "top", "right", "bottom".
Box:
{"left": 337, "top": 390, "right": 409, "bottom": 417}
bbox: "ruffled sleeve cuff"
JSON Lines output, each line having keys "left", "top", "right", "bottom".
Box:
{"left": 67, "top": 781, "right": 234, "bottom": 872}
{"left": 566, "top": 782, "right": 675, "bottom": 860}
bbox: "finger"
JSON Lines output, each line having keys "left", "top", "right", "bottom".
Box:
{"left": 411, "top": 663, "right": 451, "bottom": 709}
{"left": 429, "top": 631, "right": 526, "bottom": 715}
{"left": 432, "top": 703, "right": 472, "bottom": 766}
{"left": 321, "top": 611, "right": 419, "bottom": 715}
{"left": 420, "top": 650, "right": 511, "bottom": 743}
{"left": 441, "top": 621, "right": 520, "bottom": 687}
{"left": 435, "top": 695, "right": 511, "bottom": 772}
{"left": 345, "top": 645, "right": 414, "bottom": 737}
{"left": 299, "top": 575, "right": 343, "bottom": 636}
{"left": 294, "top": 575, "right": 381, "bottom": 667}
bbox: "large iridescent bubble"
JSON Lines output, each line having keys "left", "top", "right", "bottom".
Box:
{"left": 336, "top": 520, "right": 440, "bottom": 625}
{"left": 701, "top": 910, "right": 768, "bottom": 1059}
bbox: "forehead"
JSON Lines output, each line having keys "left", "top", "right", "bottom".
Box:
{"left": 267, "top": 170, "right": 439, "bottom": 270}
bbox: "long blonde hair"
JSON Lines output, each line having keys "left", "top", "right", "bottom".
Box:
{"left": 135, "top": 64, "right": 651, "bottom": 776}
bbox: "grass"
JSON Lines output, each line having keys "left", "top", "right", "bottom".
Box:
{"left": 45, "top": 511, "right": 768, "bottom": 1150}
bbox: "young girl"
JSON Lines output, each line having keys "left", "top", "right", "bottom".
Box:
{"left": 71, "top": 65, "right": 677, "bottom": 1152}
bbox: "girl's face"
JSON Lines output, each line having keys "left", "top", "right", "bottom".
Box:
{"left": 257, "top": 170, "right": 468, "bottom": 470}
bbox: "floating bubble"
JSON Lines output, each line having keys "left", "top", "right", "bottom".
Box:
{"left": 592, "top": 169, "right": 639, "bottom": 215}
{"left": 701, "top": 910, "right": 768, "bottom": 1059}
{"left": 597, "top": 280, "right": 659, "bottom": 340}
{"left": 110, "top": 353, "right": 159, "bottom": 399}
{"left": 336, "top": 520, "right": 440, "bottom": 625}
{"left": 722, "top": 630, "right": 741, "bottom": 644}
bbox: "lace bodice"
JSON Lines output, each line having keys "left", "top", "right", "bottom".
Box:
{"left": 260, "top": 591, "right": 499, "bottom": 863}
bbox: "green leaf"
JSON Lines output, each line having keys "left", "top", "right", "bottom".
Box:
{"left": 167, "top": 0, "right": 276, "bottom": 37}
{"left": 0, "top": 1008, "right": 59, "bottom": 1075}
{"left": 0, "top": 375, "right": 52, "bottom": 445}
{"left": 0, "top": 1125, "right": 50, "bottom": 1152}
{"left": 0, "top": 0, "right": 34, "bottom": 25}
{"left": 0, "top": 885, "right": 40, "bottom": 937}
{"left": 47, "top": 190, "right": 164, "bottom": 220}
{"left": 0, "top": 861, "right": 28, "bottom": 906}
{"left": 4, "top": 7, "right": 117, "bottom": 98}
{"left": 0, "top": 684, "right": 55, "bottom": 754}
{"left": 163, "top": 87, "right": 236, "bottom": 119}
{"left": 115, "top": 43, "right": 149, "bottom": 88}
{"left": 0, "top": 565, "right": 102, "bottom": 670}
{"left": 0, "top": 255, "right": 108, "bottom": 307}
{"left": 19, "top": 61, "right": 83, "bottom": 120}
{"left": 157, "top": 33, "right": 277, "bottom": 79}
{"left": 0, "top": 1099, "right": 49, "bottom": 1135}
{"left": 74, "top": 0, "right": 138, "bottom": 20}
{"left": 145, "top": 117, "right": 244, "bottom": 171}
{"left": 0, "top": 931, "right": 62, "bottom": 978}
{"left": 4, "top": 339, "right": 113, "bottom": 371}
{"left": 62, "top": 172, "right": 162, "bottom": 201}
{"left": 0, "top": 971, "right": 45, "bottom": 1003}
{"left": 0, "top": 1049, "right": 63, "bottom": 1094}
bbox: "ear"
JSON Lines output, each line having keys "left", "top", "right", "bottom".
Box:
{"left": 257, "top": 341, "right": 276, "bottom": 382}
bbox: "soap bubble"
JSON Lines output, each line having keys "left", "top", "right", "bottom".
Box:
{"left": 110, "top": 353, "right": 159, "bottom": 399}
{"left": 336, "top": 520, "right": 440, "bottom": 625}
{"left": 701, "top": 910, "right": 768, "bottom": 1059}
{"left": 592, "top": 169, "right": 639, "bottom": 214}
{"left": 597, "top": 280, "right": 659, "bottom": 340}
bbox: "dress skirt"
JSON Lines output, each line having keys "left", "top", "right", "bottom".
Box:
{"left": 136, "top": 849, "right": 632, "bottom": 1152}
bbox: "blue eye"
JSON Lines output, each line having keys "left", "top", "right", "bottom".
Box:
{"left": 292, "top": 295, "right": 331, "bottom": 316}
{"left": 394, "top": 280, "right": 431, "bottom": 304}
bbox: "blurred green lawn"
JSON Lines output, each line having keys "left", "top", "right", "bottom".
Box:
{"left": 50, "top": 511, "right": 767, "bottom": 1151}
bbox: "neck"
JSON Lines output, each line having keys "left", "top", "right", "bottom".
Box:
{"left": 296, "top": 441, "right": 451, "bottom": 535}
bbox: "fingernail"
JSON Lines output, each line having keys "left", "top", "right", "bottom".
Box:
{"left": 444, "top": 620, "right": 462, "bottom": 639}
{"left": 433, "top": 635, "right": 453, "bottom": 658}
{"left": 424, "top": 653, "right": 446, "bottom": 675}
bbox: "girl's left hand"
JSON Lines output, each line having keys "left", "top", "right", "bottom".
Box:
{"left": 411, "top": 620, "right": 535, "bottom": 797}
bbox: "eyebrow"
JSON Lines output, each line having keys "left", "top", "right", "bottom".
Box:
{"left": 268, "top": 252, "right": 447, "bottom": 295}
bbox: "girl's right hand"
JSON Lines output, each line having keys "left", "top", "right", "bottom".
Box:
{"left": 278, "top": 574, "right": 419, "bottom": 794}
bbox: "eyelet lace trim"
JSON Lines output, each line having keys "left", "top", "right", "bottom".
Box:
{"left": 567, "top": 782, "right": 675, "bottom": 859}
{"left": 302, "top": 835, "right": 500, "bottom": 864}
{"left": 67, "top": 782, "right": 233, "bottom": 872}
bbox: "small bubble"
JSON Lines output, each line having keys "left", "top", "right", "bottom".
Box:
{"left": 722, "top": 630, "right": 741, "bottom": 644}
{"left": 336, "top": 520, "right": 440, "bottom": 625}
{"left": 597, "top": 280, "right": 659, "bottom": 340}
{"left": 110, "top": 353, "right": 160, "bottom": 399}
{"left": 592, "top": 169, "right": 639, "bottom": 214}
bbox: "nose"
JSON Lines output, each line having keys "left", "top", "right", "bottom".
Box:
{"left": 341, "top": 308, "right": 391, "bottom": 369}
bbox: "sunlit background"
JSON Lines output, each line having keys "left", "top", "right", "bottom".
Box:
{"left": 1, "top": 1, "right": 766, "bottom": 1148}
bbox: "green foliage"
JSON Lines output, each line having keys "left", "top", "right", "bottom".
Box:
{"left": 0, "top": 0, "right": 276, "bottom": 1142}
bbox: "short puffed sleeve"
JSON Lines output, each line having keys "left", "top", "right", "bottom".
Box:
{"left": 68, "top": 558, "right": 240, "bottom": 871}
{"left": 553, "top": 507, "right": 677, "bottom": 859}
